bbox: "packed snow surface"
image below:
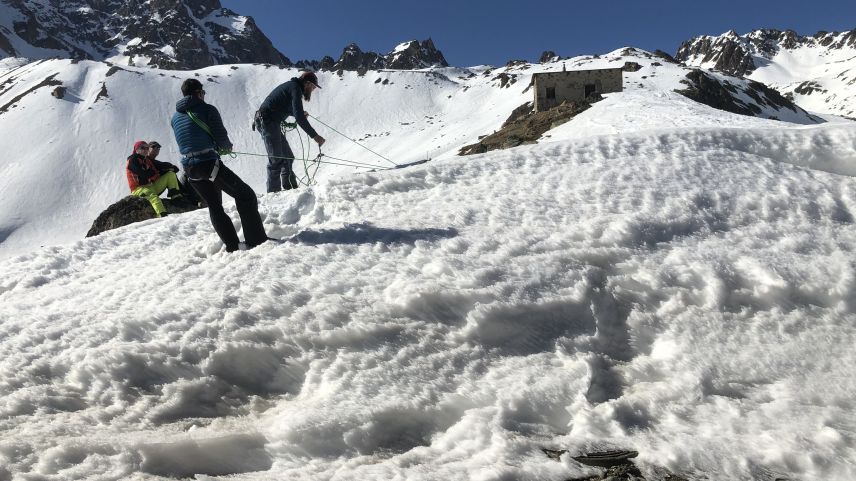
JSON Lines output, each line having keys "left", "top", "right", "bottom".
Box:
{"left": 0, "top": 49, "right": 855, "bottom": 481}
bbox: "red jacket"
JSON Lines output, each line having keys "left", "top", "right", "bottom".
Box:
{"left": 126, "top": 153, "right": 160, "bottom": 191}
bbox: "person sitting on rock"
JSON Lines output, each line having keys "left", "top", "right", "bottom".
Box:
{"left": 126, "top": 140, "right": 181, "bottom": 217}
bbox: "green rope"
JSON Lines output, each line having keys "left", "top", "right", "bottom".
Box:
{"left": 186, "top": 111, "right": 214, "bottom": 138}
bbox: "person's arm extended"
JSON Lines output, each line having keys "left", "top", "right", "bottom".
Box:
{"left": 290, "top": 87, "right": 319, "bottom": 139}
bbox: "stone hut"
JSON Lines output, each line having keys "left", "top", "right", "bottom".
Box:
{"left": 533, "top": 68, "right": 623, "bottom": 111}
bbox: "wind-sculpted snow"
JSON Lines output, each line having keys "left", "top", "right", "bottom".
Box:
{"left": 0, "top": 123, "right": 854, "bottom": 480}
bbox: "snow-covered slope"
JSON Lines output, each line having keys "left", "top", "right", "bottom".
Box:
{"left": 0, "top": 93, "right": 855, "bottom": 480}
{"left": 677, "top": 29, "right": 856, "bottom": 117}
{"left": 0, "top": 48, "right": 827, "bottom": 259}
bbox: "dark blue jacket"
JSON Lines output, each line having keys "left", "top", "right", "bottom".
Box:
{"left": 170, "top": 95, "right": 233, "bottom": 165}
{"left": 258, "top": 78, "right": 318, "bottom": 138}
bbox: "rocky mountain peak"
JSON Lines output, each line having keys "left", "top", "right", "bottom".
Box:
{"left": 676, "top": 27, "right": 856, "bottom": 77}
{"left": 324, "top": 38, "right": 448, "bottom": 73}
{"left": 385, "top": 38, "right": 448, "bottom": 69}
{"left": 0, "top": 0, "right": 290, "bottom": 69}
{"left": 539, "top": 51, "right": 560, "bottom": 63}
{"left": 332, "top": 43, "right": 384, "bottom": 72}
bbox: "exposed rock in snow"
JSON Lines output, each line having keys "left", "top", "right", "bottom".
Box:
{"left": 675, "top": 69, "right": 821, "bottom": 122}
{"left": 675, "top": 28, "right": 856, "bottom": 117}
{"left": 86, "top": 195, "right": 203, "bottom": 238}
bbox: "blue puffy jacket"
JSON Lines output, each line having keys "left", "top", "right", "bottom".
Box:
{"left": 170, "top": 95, "right": 233, "bottom": 166}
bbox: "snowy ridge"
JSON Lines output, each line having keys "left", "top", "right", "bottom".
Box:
{"left": 677, "top": 28, "right": 856, "bottom": 117}
{"left": 0, "top": 118, "right": 855, "bottom": 479}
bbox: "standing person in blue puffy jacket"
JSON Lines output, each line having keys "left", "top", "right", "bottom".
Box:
{"left": 255, "top": 71, "right": 326, "bottom": 192}
{"left": 170, "top": 78, "right": 268, "bottom": 252}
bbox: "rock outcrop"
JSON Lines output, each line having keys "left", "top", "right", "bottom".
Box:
{"left": 86, "top": 196, "right": 203, "bottom": 238}
{"left": 459, "top": 100, "right": 593, "bottom": 156}
{"left": 675, "top": 69, "right": 820, "bottom": 121}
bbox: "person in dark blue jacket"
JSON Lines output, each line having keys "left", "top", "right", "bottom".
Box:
{"left": 255, "top": 71, "right": 326, "bottom": 192}
{"left": 170, "top": 78, "right": 268, "bottom": 252}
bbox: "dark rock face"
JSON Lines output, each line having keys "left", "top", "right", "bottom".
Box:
{"left": 794, "top": 80, "right": 826, "bottom": 95}
{"left": 333, "top": 43, "right": 385, "bottom": 72}
{"left": 328, "top": 39, "right": 449, "bottom": 73}
{"left": 676, "top": 28, "right": 856, "bottom": 77}
{"left": 385, "top": 39, "right": 448, "bottom": 69}
{"left": 675, "top": 33, "right": 756, "bottom": 77}
{"left": 652, "top": 49, "right": 678, "bottom": 63}
{"left": 539, "top": 51, "right": 559, "bottom": 63}
{"left": 0, "top": 30, "right": 17, "bottom": 56}
{"left": 86, "top": 195, "right": 203, "bottom": 237}
{"left": 675, "top": 69, "right": 820, "bottom": 122}
{"left": 502, "top": 101, "right": 534, "bottom": 127}
{"left": 1, "top": 0, "right": 290, "bottom": 69}
{"left": 295, "top": 56, "right": 335, "bottom": 71}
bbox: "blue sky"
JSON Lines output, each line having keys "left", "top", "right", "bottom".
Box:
{"left": 221, "top": 0, "right": 856, "bottom": 66}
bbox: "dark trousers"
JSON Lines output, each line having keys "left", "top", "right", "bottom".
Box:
{"left": 258, "top": 119, "right": 298, "bottom": 192}
{"left": 185, "top": 160, "right": 267, "bottom": 251}
{"left": 177, "top": 171, "right": 202, "bottom": 204}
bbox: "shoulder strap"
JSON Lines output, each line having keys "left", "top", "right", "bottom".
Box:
{"left": 186, "top": 111, "right": 214, "bottom": 139}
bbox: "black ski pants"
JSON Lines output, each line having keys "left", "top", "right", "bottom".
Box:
{"left": 185, "top": 159, "right": 268, "bottom": 252}
{"left": 257, "top": 117, "right": 298, "bottom": 193}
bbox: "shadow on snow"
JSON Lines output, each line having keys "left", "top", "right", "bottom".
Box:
{"left": 290, "top": 222, "right": 458, "bottom": 246}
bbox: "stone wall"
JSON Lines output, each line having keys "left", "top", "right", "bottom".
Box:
{"left": 533, "top": 69, "right": 623, "bottom": 111}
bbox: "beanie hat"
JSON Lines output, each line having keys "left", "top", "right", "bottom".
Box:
{"left": 132, "top": 141, "right": 148, "bottom": 154}
{"left": 300, "top": 71, "right": 321, "bottom": 89}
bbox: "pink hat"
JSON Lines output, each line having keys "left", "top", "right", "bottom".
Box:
{"left": 132, "top": 141, "right": 148, "bottom": 154}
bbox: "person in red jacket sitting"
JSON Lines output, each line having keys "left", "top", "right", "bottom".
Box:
{"left": 126, "top": 140, "right": 181, "bottom": 217}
